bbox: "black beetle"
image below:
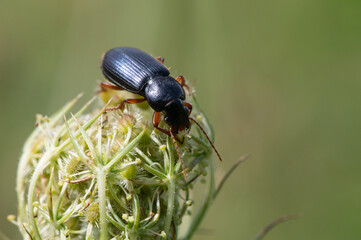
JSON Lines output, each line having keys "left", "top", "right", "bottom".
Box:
{"left": 100, "top": 47, "right": 222, "bottom": 176}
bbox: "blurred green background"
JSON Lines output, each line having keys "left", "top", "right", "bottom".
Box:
{"left": 1, "top": 0, "right": 361, "bottom": 239}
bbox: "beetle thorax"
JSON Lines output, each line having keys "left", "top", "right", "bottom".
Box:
{"left": 144, "top": 76, "right": 185, "bottom": 112}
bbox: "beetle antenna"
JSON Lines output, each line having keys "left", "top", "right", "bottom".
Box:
{"left": 170, "top": 129, "right": 187, "bottom": 179}
{"left": 189, "top": 117, "right": 223, "bottom": 162}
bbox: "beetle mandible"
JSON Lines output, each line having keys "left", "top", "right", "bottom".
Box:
{"left": 100, "top": 47, "right": 222, "bottom": 176}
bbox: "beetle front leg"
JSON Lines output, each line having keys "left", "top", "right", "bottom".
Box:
{"left": 105, "top": 98, "right": 146, "bottom": 112}
{"left": 152, "top": 112, "right": 171, "bottom": 136}
{"left": 152, "top": 112, "right": 184, "bottom": 143}
{"left": 153, "top": 112, "right": 187, "bottom": 178}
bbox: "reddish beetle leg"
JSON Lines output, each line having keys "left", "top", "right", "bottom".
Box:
{"left": 105, "top": 98, "right": 146, "bottom": 112}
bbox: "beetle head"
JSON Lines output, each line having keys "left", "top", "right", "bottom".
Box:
{"left": 163, "top": 98, "right": 190, "bottom": 134}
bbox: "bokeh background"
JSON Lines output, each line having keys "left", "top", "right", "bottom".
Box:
{"left": 1, "top": 0, "right": 361, "bottom": 239}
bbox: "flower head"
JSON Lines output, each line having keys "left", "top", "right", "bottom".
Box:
{"left": 15, "top": 89, "right": 216, "bottom": 239}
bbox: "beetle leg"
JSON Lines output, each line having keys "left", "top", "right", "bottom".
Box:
{"left": 99, "top": 82, "right": 125, "bottom": 92}
{"left": 155, "top": 56, "right": 165, "bottom": 64}
{"left": 105, "top": 98, "right": 146, "bottom": 112}
{"left": 152, "top": 112, "right": 184, "bottom": 143}
{"left": 176, "top": 75, "right": 191, "bottom": 92}
{"left": 175, "top": 75, "right": 186, "bottom": 86}
{"left": 183, "top": 102, "right": 193, "bottom": 116}
{"left": 152, "top": 112, "right": 171, "bottom": 136}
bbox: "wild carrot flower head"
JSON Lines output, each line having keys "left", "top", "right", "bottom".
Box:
{"left": 14, "top": 89, "right": 216, "bottom": 240}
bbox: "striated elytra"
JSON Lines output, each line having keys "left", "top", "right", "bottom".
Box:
{"left": 101, "top": 47, "right": 190, "bottom": 134}
{"left": 100, "top": 47, "right": 222, "bottom": 177}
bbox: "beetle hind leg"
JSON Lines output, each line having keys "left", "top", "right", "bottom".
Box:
{"left": 105, "top": 98, "right": 146, "bottom": 112}
{"left": 99, "top": 82, "right": 125, "bottom": 93}
{"left": 155, "top": 56, "right": 165, "bottom": 64}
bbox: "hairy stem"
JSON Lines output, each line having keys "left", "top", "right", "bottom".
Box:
{"left": 27, "top": 152, "right": 52, "bottom": 240}
{"left": 164, "top": 178, "right": 176, "bottom": 238}
{"left": 97, "top": 168, "right": 108, "bottom": 240}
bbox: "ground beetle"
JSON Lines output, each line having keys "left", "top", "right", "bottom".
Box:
{"left": 100, "top": 47, "right": 222, "bottom": 176}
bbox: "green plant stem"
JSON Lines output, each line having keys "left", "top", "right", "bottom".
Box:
{"left": 132, "top": 190, "right": 141, "bottom": 231}
{"left": 85, "top": 223, "right": 93, "bottom": 240}
{"left": 97, "top": 168, "right": 108, "bottom": 240}
{"left": 164, "top": 178, "right": 176, "bottom": 238}
{"left": 27, "top": 152, "right": 52, "bottom": 240}
{"left": 97, "top": 129, "right": 146, "bottom": 240}
{"left": 164, "top": 137, "right": 176, "bottom": 238}
{"left": 253, "top": 214, "right": 300, "bottom": 240}
{"left": 214, "top": 154, "right": 250, "bottom": 198}
{"left": 55, "top": 182, "right": 68, "bottom": 219}
{"left": 17, "top": 127, "right": 41, "bottom": 227}
{"left": 128, "top": 231, "right": 138, "bottom": 240}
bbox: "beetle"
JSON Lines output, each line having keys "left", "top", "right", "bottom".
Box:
{"left": 100, "top": 47, "right": 222, "bottom": 176}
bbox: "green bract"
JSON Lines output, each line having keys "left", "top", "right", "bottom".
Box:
{"left": 15, "top": 89, "right": 216, "bottom": 240}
